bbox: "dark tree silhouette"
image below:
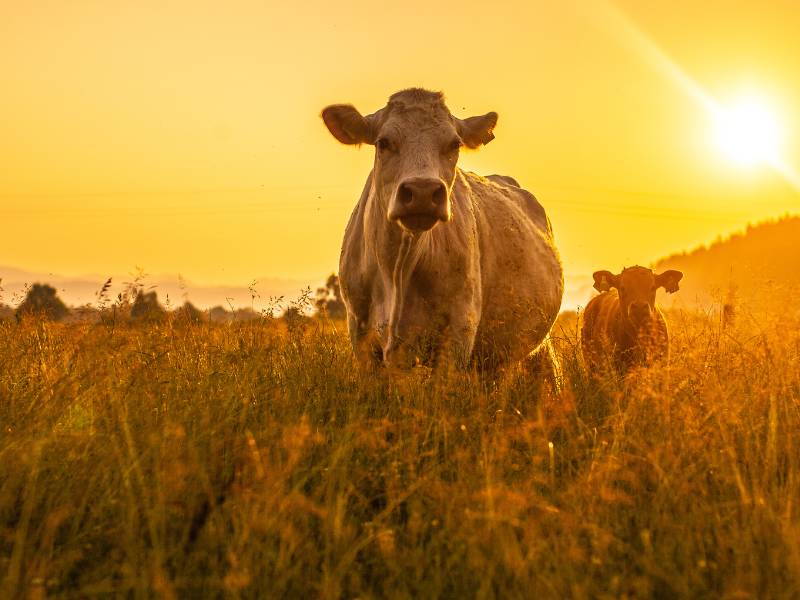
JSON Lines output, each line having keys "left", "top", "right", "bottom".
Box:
{"left": 174, "top": 301, "right": 204, "bottom": 323}
{"left": 315, "top": 274, "right": 346, "bottom": 319}
{"left": 283, "top": 306, "right": 311, "bottom": 334}
{"left": 16, "top": 283, "right": 69, "bottom": 321}
{"left": 130, "top": 290, "right": 166, "bottom": 322}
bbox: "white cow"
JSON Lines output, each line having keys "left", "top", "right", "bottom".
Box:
{"left": 322, "top": 89, "right": 563, "bottom": 373}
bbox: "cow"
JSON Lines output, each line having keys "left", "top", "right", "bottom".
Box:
{"left": 321, "top": 88, "right": 563, "bottom": 374}
{"left": 581, "top": 266, "right": 683, "bottom": 373}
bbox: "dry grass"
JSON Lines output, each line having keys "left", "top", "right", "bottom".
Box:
{"left": 1, "top": 307, "right": 799, "bottom": 598}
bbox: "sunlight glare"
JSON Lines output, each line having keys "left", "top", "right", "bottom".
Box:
{"left": 714, "top": 96, "right": 781, "bottom": 167}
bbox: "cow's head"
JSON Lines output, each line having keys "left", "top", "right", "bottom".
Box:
{"left": 592, "top": 266, "right": 683, "bottom": 326}
{"left": 322, "top": 89, "right": 497, "bottom": 233}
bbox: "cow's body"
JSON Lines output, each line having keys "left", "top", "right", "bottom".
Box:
{"left": 581, "top": 290, "right": 669, "bottom": 371}
{"left": 580, "top": 266, "right": 682, "bottom": 373}
{"left": 323, "top": 88, "right": 562, "bottom": 372}
{"left": 340, "top": 168, "right": 562, "bottom": 370}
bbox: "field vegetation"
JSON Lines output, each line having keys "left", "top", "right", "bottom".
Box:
{"left": 1, "top": 301, "right": 799, "bottom": 598}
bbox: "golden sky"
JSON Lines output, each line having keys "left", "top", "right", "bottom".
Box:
{"left": 1, "top": 0, "right": 798, "bottom": 290}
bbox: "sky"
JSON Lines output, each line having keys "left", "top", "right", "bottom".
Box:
{"left": 1, "top": 0, "right": 798, "bottom": 299}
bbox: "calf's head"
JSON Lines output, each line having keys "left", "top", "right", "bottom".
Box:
{"left": 322, "top": 89, "right": 497, "bottom": 233}
{"left": 592, "top": 266, "right": 683, "bottom": 326}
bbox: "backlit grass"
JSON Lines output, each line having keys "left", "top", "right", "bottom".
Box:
{"left": 1, "top": 308, "right": 798, "bottom": 598}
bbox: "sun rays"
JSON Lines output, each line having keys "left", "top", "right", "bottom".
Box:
{"left": 584, "top": 0, "right": 799, "bottom": 192}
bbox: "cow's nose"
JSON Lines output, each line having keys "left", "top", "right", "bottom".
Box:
{"left": 390, "top": 177, "right": 450, "bottom": 232}
{"left": 398, "top": 178, "right": 447, "bottom": 207}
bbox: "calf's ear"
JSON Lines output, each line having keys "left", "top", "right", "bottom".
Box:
{"left": 592, "top": 270, "right": 619, "bottom": 292}
{"left": 456, "top": 112, "right": 498, "bottom": 148}
{"left": 321, "top": 104, "right": 375, "bottom": 145}
{"left": 656, "top": 270, "right": 683, "bottom": 293}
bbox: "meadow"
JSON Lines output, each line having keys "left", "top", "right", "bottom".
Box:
{"left": 1, "top": 304, "right": 798, "bottom": 598}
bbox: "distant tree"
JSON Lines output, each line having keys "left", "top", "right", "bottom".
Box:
{"left": 208, "top": 305, "right": 230, "bottom": 323}
{"left": 16, "top": 283, "right": 69, "bottom": 321}
{"left": 174, "top": 301, "right": 204, "bottom": 323}
{"left": 283, "top": 306, "right": 311, "bottom": 333}
{"left": 130, "top": 290, "right": 165, "bottom": 322}
{"left": 284, "top": 306, "right": 302, "bottom": 321}
{"left": 315, "top": 274, "right": 346, "bottom": 319}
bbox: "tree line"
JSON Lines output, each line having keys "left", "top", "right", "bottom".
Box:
{"left": 0, "top": 274, "right": 347, "bottom": 323}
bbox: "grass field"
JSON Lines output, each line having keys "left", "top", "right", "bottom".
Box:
{"left": 1, "top": 306, "right": 799, "bottom": 598}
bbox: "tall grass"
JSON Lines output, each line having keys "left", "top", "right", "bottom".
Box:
{"left": 0, "top": 307, "right": 798, "bottom": 598}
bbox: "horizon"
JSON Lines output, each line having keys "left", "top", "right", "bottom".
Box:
{"left": 2, "top": 212, "right": 797, "bottom": 312}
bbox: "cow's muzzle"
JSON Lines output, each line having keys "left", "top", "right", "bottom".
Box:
{"left": 628, "top": 302, "right": 652, "bottom": 325}
{"left": 388, "top": 177, "right": 450, "bottom": 233}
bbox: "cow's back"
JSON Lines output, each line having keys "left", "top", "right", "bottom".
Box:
{"left": 466, "top": 171, "right": 563, "bottom": 366}
{"left": 485, "top": 174, "right": 550, "bottom": 234}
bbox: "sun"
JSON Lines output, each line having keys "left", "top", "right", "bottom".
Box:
{"left": 713, "top": 95, "right": 782, "bottom": 167}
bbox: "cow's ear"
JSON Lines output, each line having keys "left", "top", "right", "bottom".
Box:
{"left": 593, "top": 270, "right": 618, "bottom": 292}
{"left": 656, "top": 270, "right": 683, "bottom": 294}
{"left": 322, "top": 104, "right": 375, "bottom": 145}
{"left": 456, "top": 112, "right": 498, "bottom": 148}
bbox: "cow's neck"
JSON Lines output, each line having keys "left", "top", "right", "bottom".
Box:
{"left": 364, "top": 174, "right": 458, "bottom": 349}
{"left": 363, "top": 177, "right": 438, "bottom": 275}
{"left": 385, "top": 230, "right": 418, "bottom": 352}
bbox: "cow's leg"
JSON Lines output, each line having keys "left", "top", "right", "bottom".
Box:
{"left": 433, "top": 312, "right": 478, "bottom": 373}
{"left": 524, "top": 336, "right": 562, "bottom": 393}
{"left": 384, "top": 317, "right": 475, "bottom": 373}
{"left": 348, "top": 315, "right": 383, "bottom": 371}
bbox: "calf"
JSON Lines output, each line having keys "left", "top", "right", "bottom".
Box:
{"left": 581, "top": 266, "right": 683, "bottom": 372}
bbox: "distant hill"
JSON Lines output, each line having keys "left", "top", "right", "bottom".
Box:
{"left": 655, "top": 214, "right": 800, "bottom": 312}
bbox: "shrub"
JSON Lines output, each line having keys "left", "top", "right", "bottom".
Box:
{"left": 15, "top": 283, "right": 69, "bottom": 321}
{"left": 130, "top": 290, "right": 166, "bottom": 322}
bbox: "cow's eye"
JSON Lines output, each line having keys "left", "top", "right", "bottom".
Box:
{"left": 376, "top": 137, "right": 393, "bottom": 152}
{"left": 446, "top": 138, "right": 462, "bottom": 153}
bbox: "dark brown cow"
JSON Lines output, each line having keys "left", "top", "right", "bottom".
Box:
{"left": 581, "top": 266, "right": 683, "bottom": 372}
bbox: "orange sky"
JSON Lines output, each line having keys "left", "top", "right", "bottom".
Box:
{"left": 1, "top": 0, "right": 798, "bottom": 294}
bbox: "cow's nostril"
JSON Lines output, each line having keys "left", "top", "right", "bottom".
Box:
{"left": 398, "top": 184, "right": 413, "bottom": 205}
{"left": 432, "top": 184, "right": 446, "bottom": 206}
